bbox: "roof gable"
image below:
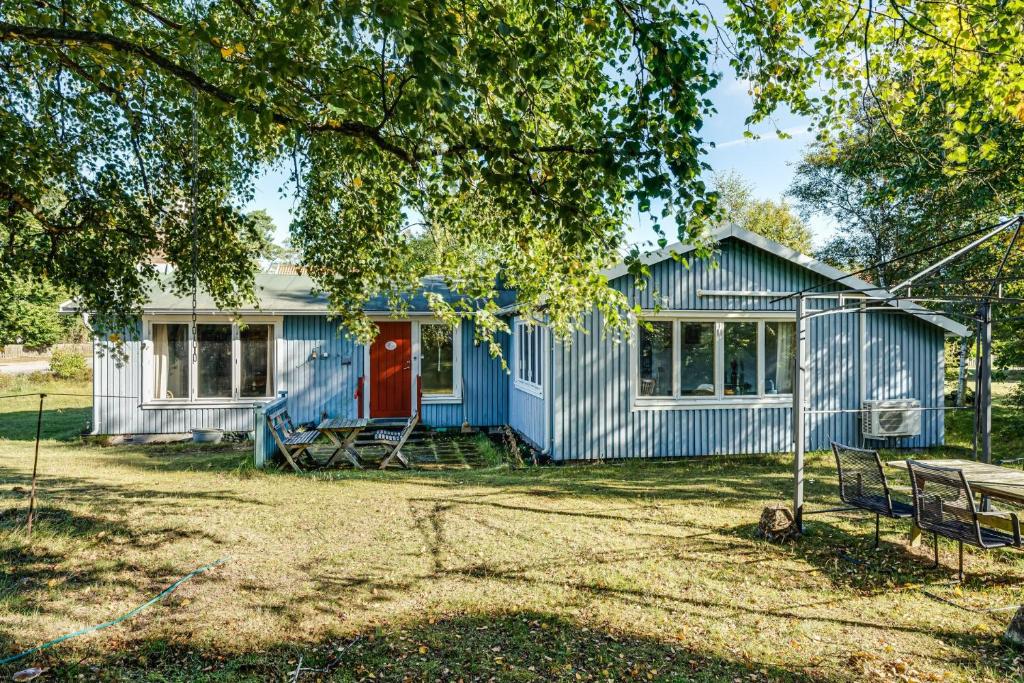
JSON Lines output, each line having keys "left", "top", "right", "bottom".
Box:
{"left": 603, "top": 224, "right": 969, "bottom": 337}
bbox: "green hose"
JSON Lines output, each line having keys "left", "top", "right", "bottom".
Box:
{"left": 0, "top": 556, "right": 231, "bottom": 667}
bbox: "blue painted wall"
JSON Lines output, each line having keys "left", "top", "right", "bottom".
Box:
{"left": 538, "top": 237, "right": 949, "bottom": 460}
{"left": 92, "top": 236, "right": 950, "bottom": 464}
{"left": 508, "top": 317, "right": 548, "bottom": 449}
{"left": 92, "top": 317, "right": 509, "bottom": 435}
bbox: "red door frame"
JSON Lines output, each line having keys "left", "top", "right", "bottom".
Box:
{"left": 368, "top": 321, "right": 413, "bottom": 418}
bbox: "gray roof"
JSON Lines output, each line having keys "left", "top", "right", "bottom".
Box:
{"left": 125, "top": 274, "right": 517, "bottom": 314}
{"left": 60, "top": 224, "right": 969, "bottom": 337}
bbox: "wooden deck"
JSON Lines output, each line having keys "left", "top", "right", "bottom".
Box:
{"left": 305, "top": 431, "right": 496, "bottom": 470}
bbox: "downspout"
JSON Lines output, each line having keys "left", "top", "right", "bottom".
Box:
{"left": 86, "top": 313, "right": 100, "bottom": 436}
{"left": 859, "top": 301, "right": 867, "bottom": 447}
{"left": 545, "top": 328, "right": 555, "bottom": 458}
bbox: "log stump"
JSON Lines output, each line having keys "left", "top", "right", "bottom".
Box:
{"left": 1005, "top": 606, "right": 1024, "bottom": 647}
{"left": 758, "top": 504, "right": 800, "bottom": 543}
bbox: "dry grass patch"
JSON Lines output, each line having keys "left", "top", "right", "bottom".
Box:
{"left": 0, "top": 382, "right": 1023, "bottom": 681}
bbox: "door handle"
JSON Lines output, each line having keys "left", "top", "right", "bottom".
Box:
{"left": 403, "top": 362, "right": 411, "bottom": 370}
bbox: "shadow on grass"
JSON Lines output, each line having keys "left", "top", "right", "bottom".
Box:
{"left": 0, "top": 407, "right": 92, "bottom": 442}
{"left": 776, "top": 514, "right": 1024, "bottom": 592}
{"left": 0, "top": 462, "right": 263, "bottom": 517}
{"left": 3, "top": 611, "right": 840, "bottom": 682}
{"left": 87, "top": 441, "right": 255, "bottom": 472}
{"left": 0, "top": 504, "right": 226, "bottom": 620}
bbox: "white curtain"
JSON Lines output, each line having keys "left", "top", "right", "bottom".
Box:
{"left": 152, "top": 324, "right": 168, "bottom": 399}
{"left": 775, "top": 323, "right": 795, "bottom": 393}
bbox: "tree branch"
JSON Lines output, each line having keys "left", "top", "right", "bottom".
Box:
{"left": 0, "top": 22, "right": 420, "bottom": 165}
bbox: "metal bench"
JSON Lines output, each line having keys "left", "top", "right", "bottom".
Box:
{"left": 831, "top": 441, "right": 914, "bottom": 548}
{"left": 907, "top": 460, "right": 1021, "bottom": 581}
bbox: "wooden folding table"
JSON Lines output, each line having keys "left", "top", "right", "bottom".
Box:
{"left": 317, "top": 417, "right": 368, "bottom": 469}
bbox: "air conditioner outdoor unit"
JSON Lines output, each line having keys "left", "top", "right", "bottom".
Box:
{"left": 862, "top": 399, "right": 921, "bottom": 439}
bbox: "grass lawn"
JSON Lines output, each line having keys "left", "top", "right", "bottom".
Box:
{"left": 2, "top": 378, "right": 1024, "bottom": 681}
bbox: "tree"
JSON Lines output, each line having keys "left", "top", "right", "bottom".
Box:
{"left": 727, "top": 0, "right": 1024, "bottom": 225}
{"left": 712, "top": 171, "right": 812, "bottom": 253}
{"left": 788, "top": 139, "right": 923, "bottom": 288}
{"left": 4, "top": 1, "right": 1021, "bottom": 346}
{"left": 0, "top": 276, "right": 72, "bottom": 348}
{"left": 247, "top": 209, "right": 295, "bottom": 263}
{"left": 0, "top": 1, "right": 724, "bottom": 345}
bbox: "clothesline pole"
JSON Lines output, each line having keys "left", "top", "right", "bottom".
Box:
{"left": 26, "top": 393, "right": 45, "bottom": 538}
{"left": 793, "top": 294, "right": 807, "bottom": 532}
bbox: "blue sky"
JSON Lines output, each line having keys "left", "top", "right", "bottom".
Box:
{"left": 247, "top": 67, "right": 835, "bottom": 252}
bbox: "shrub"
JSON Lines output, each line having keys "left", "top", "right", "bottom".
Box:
{"left": 1010, "top": 381, "right": 1024, "bottom": 414}
{"left": 49, "top": 349, "right": 90, "bottom": 380}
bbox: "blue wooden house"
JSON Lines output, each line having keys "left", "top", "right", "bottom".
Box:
{"left": 80, "top": 225, "right": 967, "bottom": 464}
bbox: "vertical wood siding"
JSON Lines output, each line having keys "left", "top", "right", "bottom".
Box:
{"left": 280, "top": 315, "right": 363, "bottom": 425}
{"left": 428, "top": 320, "right": 509, "bottom": 428}
{"left": 92, "top": 324, "right": 255, "bottom": 435}
{"left": 253, "top": 395, "right": 288, "bottom": 466}
{"left": 93, "top": 317, "right": 509, "bottom": 435}
{"left": 508, "top": 316, "right": 548, "bottom": 448}
{"left": 550, "top": 238, "right": 948, "bottom": 461}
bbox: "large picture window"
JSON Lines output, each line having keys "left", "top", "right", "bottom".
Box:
{"left": 147, "top": 319, "right": 278, "bottom": 403}
{"left": 634, "top": 316, "right": 796, "bottom": 406}
{"left": 514, "top": 319, "right": 545, "bottom": 396}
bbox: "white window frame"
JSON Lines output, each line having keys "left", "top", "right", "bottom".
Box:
{"left": 632, "top": 311, "right": 796, "bottom": 410}
{"left": 142, "top": 315, "right": 283, "bottom": 408}
{"left": 413, "top": 318, "right": 463, "bottom": 404}
{"left": 513, "top": 318, "right": 545, "bottom": 398}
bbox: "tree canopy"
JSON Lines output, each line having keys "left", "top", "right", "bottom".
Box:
{"left": 2, "top": 0, "right": 1021, "bottom": 344}
{"left": 712, "top": 171, "right": 811, "bottom": 254}
{"left": 1, "top": 0, "right": 724, "bottom": 344}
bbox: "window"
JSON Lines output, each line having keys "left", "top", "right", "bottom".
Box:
{"left": 638, "top": 321, "right": 673, "bottom": 396}
{"left": 764, "top": 321, "right": 796, "bottom": 395}
{"left": 197, "top": 324, "right": 232, "bottom": 398}
{"left": 634, "top": 316, "right": 797, "bottom": 406}
{"left": 147, "top": 318, "right": 278, "bottom": 403}
{"left": 420, "top": 323, "right": 455, "bottom": 396}
{"left": 152, "top": 323, "right": 189, "bottom": 399}
{"left": 680, "top": 322, "right": 715, "bottom": 396}
{"left": 240, "top": 324, "right": 274, "bottom": 398}
{"left": 514, "top": 319, "right": 545, "bottom": 395}
{"left": 723, "top": 322, "right": 758, "bottom": 396}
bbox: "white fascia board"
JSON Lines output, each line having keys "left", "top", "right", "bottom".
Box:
{"left": 602, "top": 223, "right": 970, "bottom": 337}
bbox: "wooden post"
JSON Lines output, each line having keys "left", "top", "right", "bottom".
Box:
{"left": 793, "top": 295, "right": 807, "bottom": 532}
{"left": 26, "top": 393, "right": 45, "bottom": 537}
{"left": 979, "top": 300, "right": 993, "bottom": 465}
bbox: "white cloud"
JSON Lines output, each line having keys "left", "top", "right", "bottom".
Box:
{"left": 714, "top": 125, "right": 810, "bottom": 149}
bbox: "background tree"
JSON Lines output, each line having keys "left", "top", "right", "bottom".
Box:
{"left": 712, "top": 171, "right": 812, "bottom": 253}
{"left": 247, "top": 209, "right": 296, "bottom": 264}
{"left": 5, "top": 1, "right": 1023, "bottom": 348}
{"left": 0, "top": 276, "right": 84, "bottom": 348}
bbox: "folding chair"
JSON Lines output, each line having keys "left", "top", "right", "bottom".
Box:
{"left": 831, "top": 441, "right": 914, "bottom": 548}
{"left": 375, "top": 412, "right": 419, "bottom": 469}
{"left": 267, "top": 406, "right": 321, "bottom": 472}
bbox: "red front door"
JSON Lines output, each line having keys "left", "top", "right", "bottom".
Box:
{"left": 369, "top": 322, "right": 412, "bottom": 418}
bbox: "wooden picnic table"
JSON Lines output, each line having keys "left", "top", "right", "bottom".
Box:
{"left": 317, "top": 417, "right": 368, "bottom": 469}
{"left": 886, "top": 458, "right": 1024, "bottom": 545}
